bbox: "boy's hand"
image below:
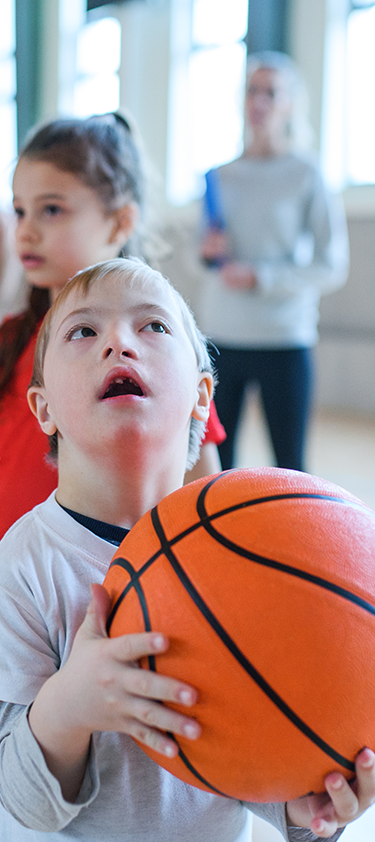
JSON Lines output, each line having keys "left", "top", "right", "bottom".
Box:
{"left": 58, "top": 583, "right": 201, "bottom": 757}
{"left": 28, "top": 584, "right": 200, "bottom": 800}
{"left": 286, "top": 748, "right": 375, "bottom": 837}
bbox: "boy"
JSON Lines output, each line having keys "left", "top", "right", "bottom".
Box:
{"left": 0, "top": 257, "right": 373, "bottom": 840}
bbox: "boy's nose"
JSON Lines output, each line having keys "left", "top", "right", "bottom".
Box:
{"left": 103, "top": 346, "right": 136, "bottom": 359}
{"left": 102, "top": 329, "right": 138, "bottom": 359}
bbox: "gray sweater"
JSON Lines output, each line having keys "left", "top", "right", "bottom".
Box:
{"left": 198, "top": 153, "right": 349, "bottom": 349}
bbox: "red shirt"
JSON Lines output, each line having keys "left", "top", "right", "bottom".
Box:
{"left": 203, "top": 399, "right": 226, "bottom": 446}
{"left": 0, "top": 332, "right": 57, "bottom": 538}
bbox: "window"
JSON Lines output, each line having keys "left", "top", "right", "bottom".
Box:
{"left": 346, "top": 1, "right": 375, "bottom": 184}
{"left": 0, "top": 0, "right": 16, "bottom": 205}
{"left": 167, "top": 0, "right": 248, "bottom": 205}
{"left": 57, "top": 1, "right": 121, "bottom": 119}
{"left": 73, "top": 16, "right": 121, "bottom": 117}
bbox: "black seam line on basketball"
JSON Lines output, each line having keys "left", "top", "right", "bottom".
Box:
{"left": 150, "top": 506, "right": 355, "bottom": 774}
{"left": 195, "top": 486, "right": 375, "bottom": 617}
{"left": 164, "top": 732, "right": 230, "bottom": 798}
{"left": 108, "top": 490, "right": 375, "bottom": 621}
{"left": 105, "top": 558, "right": 156, "bottom": 671}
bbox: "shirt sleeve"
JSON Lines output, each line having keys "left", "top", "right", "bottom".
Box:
{"left": 0, "top": 701, "right": 100, "bottom": 832}
{"left": 243, "top": 800, "right": 344, "bottom": 842}
{"left": 255, "top": 170, "right": 349, "bottom": 299}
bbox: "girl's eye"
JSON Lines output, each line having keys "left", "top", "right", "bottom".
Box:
{"left": 143, "top": 321, "right": 168, "bottom": 334}
{"left": 14, "top": 207, "right": 24, "bottom": 220}
{"left": 45, "top": 204, "right": 62, "bottom": 216}
{"left": 68, "top": 326, "right": 97, "bottom": 341}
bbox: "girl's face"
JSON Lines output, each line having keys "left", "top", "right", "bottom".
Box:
{"left": 246, "top": 67, "right": 292, "bottom": 141}
{"left": 13, "top": 159, "right": 133, "bottom": 301}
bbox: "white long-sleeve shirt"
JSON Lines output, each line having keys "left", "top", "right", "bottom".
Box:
{"left": 198, "top": 153, "right": 349, "bottom": 349}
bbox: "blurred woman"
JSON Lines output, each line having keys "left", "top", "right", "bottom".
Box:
{"left": 198, "top": 51, "right": 349, "bottom": 472}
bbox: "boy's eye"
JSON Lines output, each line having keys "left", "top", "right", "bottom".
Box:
{"left": 143, "top": 321, "right": 168, "bottom": 334}
{"left": 68, "top": 326, "right": 97, "bottom": 341}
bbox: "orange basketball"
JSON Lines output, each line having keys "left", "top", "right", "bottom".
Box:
{"left": 103, "top": 467, "right": 375, "bottom": 802}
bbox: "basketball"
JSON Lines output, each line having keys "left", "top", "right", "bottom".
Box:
{"left": 103, "top": 467, "right": 375, "bottom": 802}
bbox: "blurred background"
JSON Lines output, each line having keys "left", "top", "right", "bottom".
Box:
{"left": 1, "top": 0, "right": 375, "bottom": 509}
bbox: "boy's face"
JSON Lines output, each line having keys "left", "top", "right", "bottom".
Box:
{"left": 28, "top": 273, "right": 211, "bottom": 464}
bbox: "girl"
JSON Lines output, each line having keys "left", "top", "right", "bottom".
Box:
{"left": 0, "top": 112, "right": 224, "bottom": 538}
{"left": 198, "top": 51, "right": 349, "bottom": 474}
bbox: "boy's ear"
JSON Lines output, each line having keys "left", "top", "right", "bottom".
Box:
{"left": 192, "top": 372, "right": 214, "bottom": 423}
{"left": 110, "top": 202, "right": 140, "bottom": 247}
{"left": 27, "top": 387, "right": 57, "bottom": 436}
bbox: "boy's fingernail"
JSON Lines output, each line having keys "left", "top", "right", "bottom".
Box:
{"left": 182, "top": 721, "right": 200, "bottom": 739}
{"left": 164, "top": 744, "right": 176, "bottom": 757}
{"left": 313, "top": 820, "right": 324, "bottom": 834}
{"left": 179, "top": 689, "right": 195, "bottom": 705}
{"left": 152, "top": 634, "right": 166, "bottom": 651}
{"left": 360, "top": 748, "right": 374, "bottom": 768}
{"left": 330, "top": 775, "right": 343, "bottom": 790}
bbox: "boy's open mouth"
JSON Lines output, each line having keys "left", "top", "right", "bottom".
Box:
{"left": 101, "top": 376, "right": 144, "bottom": 399}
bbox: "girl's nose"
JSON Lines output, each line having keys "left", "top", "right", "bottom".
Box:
{"left": 17, "top": 216, "right": 40, "bottom": 243}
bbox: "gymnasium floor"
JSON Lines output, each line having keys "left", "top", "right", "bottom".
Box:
{"left": 233, "top": 396, "right": 375, "bottom": 842}
{"left": 235, "top": 392, "right": 375, "bottom": 511}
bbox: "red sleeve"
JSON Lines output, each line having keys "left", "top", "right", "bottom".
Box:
{"left": 202, "top": 400, "right": 226, "bottom": 446}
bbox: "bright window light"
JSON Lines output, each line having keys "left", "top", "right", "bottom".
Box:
{"left": 167, "top": 0, "right": 248, "bottom": 206}
{"left": 74, "top": 73, "right": 120, "bottom": 117}
{"left": 192, "top": 0, "right": 248, "bottom": 46}
{"left": 346, "top": 5, "right": 375, "bottom": 183}
{"left": 189, "top": 43, "right": 247, "bottom": 175}
{"left": 0, "top": 0, "right": 16, "bottom": 205}
{"left": 73, "top": 16, "right": 121, "bottom": 117}
{"left": 76, "top": 17, "right": 121, "bottom": 75}
{"left": 0, "top": 0, "right": 15, "bottom": 58}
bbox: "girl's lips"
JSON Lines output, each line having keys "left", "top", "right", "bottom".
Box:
{"left": 21, "top": 254, "right": 44, "bottom": 269}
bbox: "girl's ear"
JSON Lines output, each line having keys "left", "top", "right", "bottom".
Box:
{"left": 110, "top": 202, "right": 140, "bottom": 247}
{"left": 27, "top": 387, "right": 57, "bottom": 436}
{"left": 192, "top": 372, "right": 214, "bottom": 423}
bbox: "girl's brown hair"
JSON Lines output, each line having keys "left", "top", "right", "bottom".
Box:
{"left": 0, "top": 112, "right": 145, "bottom": 402}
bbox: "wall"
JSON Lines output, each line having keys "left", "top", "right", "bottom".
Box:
{"left": 289, "top": 0, "right": 375, "bottom": 416}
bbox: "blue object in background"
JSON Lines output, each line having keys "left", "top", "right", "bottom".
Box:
{"left": 204, "top": 169, "right": 226, "bottom": 230}
{"left": 203, "top": 169, "right": 227, "bottom": 267}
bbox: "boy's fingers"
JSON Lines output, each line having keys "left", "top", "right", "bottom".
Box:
{"left": 125, "top": 719, "right": 180, "bottom": 758}
{"left": 82, "top": 583, "right": 111, "bottom": 638}
{"left": 323, "top": 774, "right": 357, "bottom": 822}
{"left": 121, "top": 663, "right": 197, "bottom": 707}
{"left": 111, "top": 630, "right": 169, "bottom": 662}
{"left": 309, "top": 816, "right": 338, "bottom": 839}
{"left": 353, "top": 748, "right": 375, "bottom": 806}
{"left": 122, "top": 693, "right": 201, "bottom": 740}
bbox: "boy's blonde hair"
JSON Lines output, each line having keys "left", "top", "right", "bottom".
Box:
{"left": 30, "top": 257, "right": 215, "bottom": 471}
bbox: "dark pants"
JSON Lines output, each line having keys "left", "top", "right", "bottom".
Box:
{"left": 213, "top": 346, "right": 313, "bottom": 472}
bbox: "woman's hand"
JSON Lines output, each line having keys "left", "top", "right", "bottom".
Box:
{"left": 200, "top": 227, "right": 229, "bottom": 263}
{"left": 221, "top": 261, "right": 257, "bottom": 290}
